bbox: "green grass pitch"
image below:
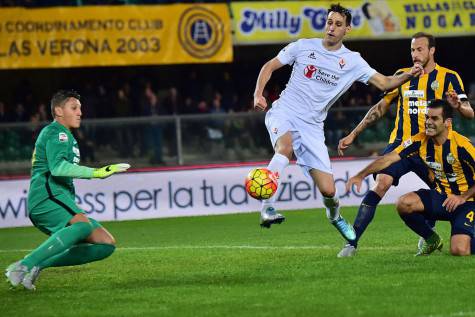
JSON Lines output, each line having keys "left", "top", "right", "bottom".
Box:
{"left": 1, "top": 205, "right": 474, "bottom": 317}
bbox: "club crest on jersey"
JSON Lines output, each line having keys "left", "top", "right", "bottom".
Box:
{"left": 304, "top": 65, "right": 317, "bottom": 78}
{"left": 308, "top": 52, "right": 316, "bottom": 59}
{"left": 446, "top": 153, "right": 456, "bottom": 165}
{"left": 58, "top": 132, "right": 68, "bottom": 142}
{"left": 339, "top": 58, "right": 345, "bottom": 69}
{"left": 430, "top": 80, "right": 440, "bottom": 91}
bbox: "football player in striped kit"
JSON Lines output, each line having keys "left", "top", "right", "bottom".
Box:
{"left": 347, "top": 99, "right": 475, "bottom": 256}
{"left": 337, "top": 32, "right": 473, "bottom": 257}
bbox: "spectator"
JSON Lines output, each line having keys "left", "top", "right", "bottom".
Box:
{"left": 0, "top": 102, "right": 9, "bottom": 122}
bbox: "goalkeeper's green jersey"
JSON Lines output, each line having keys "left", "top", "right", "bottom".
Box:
{"left": 28, "top": 121, "right": 94, "bottom": 211}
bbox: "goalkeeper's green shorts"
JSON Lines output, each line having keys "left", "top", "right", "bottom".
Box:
{"left": 28, "top": 193, "right": 102, "bottom": 235}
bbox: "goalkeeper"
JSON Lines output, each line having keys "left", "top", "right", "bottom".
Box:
{"left": 5, "top": 90, "right": 130, "bottom": 290}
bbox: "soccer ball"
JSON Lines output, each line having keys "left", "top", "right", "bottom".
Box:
{"left": 245, "top": 168, "right": 278, "bottom": 200}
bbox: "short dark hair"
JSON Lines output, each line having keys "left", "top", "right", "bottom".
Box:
{"left": 427, "top": 99, "right": 453, "bottom": 120}
{"left": 412, "top": 32, "right": 435, "bottom": 48}
{"left": 328, "top": 3, "right": 352, "bottom": 26}
{"left": 50, "top": 89, "right": 80, "bottom": 118}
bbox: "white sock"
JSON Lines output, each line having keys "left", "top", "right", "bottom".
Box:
{"left": 323, "top": 194, "right": 340, "bottom": 221}
{"left": 261, "top": 153, "right": 289, "bottom": 214}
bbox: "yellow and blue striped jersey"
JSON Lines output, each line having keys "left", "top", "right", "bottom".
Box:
{"left": 384, "top": 64, "right": 467, "bottom": 144}
{"left": 395, "top": 130, "right": 475, "bottom": 198}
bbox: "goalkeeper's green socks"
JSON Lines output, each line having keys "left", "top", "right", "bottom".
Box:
{"left": 21, "top": 222, "right": 93, "bottom": 270}
{"left": 38, "top": 243, "right": 115, "bottom": 269}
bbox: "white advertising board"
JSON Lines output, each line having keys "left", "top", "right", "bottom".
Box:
{"left": 0, "top": 159, "right": 427, "bottom": 228}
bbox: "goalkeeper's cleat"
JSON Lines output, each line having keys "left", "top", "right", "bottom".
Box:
{"left": 415, "top": 232, "right": 443, "bottom": 256}
{"left": 93, "top": 163, "right": 131, "bottom": 179}
{"left": 21, "top": 266, "right": 41, "bottom": 291}
{"left": 5, "top": 261, "right": 29, "bottom": 288}
{"left": 337, "top": 244, "right": 357, "bottom": 258}
{"left": 331, "top": 216, "right": 356, "bottom": 241}
{"left": 260, "top": 207, "right": 285, "bottom": 228}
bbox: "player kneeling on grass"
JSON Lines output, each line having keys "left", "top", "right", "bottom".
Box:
{"left": 346, "top": 99, "right": 475, "bottom": 256}
{"left": 5, "top": 90, "right": 130, "bottom": 290}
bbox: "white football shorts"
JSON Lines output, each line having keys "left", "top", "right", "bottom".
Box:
{"left": 264, "top": 104, "right": 332, "bottom": 177}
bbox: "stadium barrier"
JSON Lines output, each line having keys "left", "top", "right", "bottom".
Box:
{"left": 0, "top": 158, "right": 428, "bottom": 228}
{"left": 1, "top": 109, "right": 474, "bottom": 176}
{"left": 0, "top": 108, "right": 397, "bottom": 175}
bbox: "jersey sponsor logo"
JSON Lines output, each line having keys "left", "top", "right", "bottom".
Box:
{"left": 408, "top": 99, "right": 427, "bottom": 114}
{"left": 58, "top": 132, "right": 68, "bottom": 142}
{"left": 426, "top": 161, "right": 442, "bottom": 171}
{"left": 303, "top": 65, "right": 338, "bottom": 86}
{"left": 72, "top": 146, "right": 80, "bottom": 156}
{"left": 403, "top": 90, "right": 425, "bottom": 98}
{"left": 402, "top": 138, "right": 413, "bottom": 148}
{"left": 446, "top": 153, "right": 456, "bottom": 165}
{"left": 339, "top": 58, "right": 345, "bottom": 69}
{"left": 408, "top": 100, "right": 427, "bottom": 107}
{"left": 304, "top": 65, "right": 317, "bottom": 78}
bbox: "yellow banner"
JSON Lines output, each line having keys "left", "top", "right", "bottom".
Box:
{"left": 0, "top": 4, "right": 232, "bottom": 69}
{"left": 232, "top": 0, "right": 475, "bottom": 44}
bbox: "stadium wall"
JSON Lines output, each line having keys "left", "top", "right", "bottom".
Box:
{"left": 0, "top": 158, "right": 427, "bottom": 228}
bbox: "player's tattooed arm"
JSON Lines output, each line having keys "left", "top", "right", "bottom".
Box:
{"left": 338, "top": 98, "right": 390, "bottom": 156}
{"left": 354, "top": 98, "right": 390, "bottom": 136}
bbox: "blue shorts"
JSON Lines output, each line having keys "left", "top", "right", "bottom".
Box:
{"left": 415, "top": 189, "right": 475, "bottom": 237}
{"left": 376, "top": 142, "right": 434, "bottom": 188}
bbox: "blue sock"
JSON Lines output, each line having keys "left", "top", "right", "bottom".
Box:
{"left": 350, "top": 190, "right": 382, "bottom": 247}
{"left": 399, "top": 213, "right": 434, "bottom": 239}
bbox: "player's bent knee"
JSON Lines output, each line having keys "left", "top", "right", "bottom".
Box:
{"left": 321, "top": 188, "right": 336, "bottom": 198}
{"left": 275, "top": 145, "right": 293, "bottom": 160}
{"left": 396, "top": 192, "right": 423, "bottom": 214}
{"left": 374, "top": 177, "right": 392, "bottom": 195}
{"left": 87, "top": 227, "right": 116, "bottom": 245}
{"left": 70, "top": 213, "right": 91, "bottom": 224}
{"left": 450, "top": 244, "right": 470, "bottom": 256}
{"left": 450, "top": 235, "right": 471, "bottom": 256}
{"left": 396, "top": 195, "right": 414, "bottom": 214}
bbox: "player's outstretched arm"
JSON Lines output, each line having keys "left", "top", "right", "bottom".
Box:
{"left": 338, "top": 98, "right": 390, "bottom": 156}
{"left": 368, "top": 63, "right": 423, "bottom": 91}
{"left": 346, "top": 151, "right": 401, "bottom": 193}
{"left": 50, "top": 160, "right": 130, "bottom": 179}
{"left": 92, "top": 163, "right": 131, "bottom": 179}
{"left": 253, "top": 57, "right": 284, "bottom": 111}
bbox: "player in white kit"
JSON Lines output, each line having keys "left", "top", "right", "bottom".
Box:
{"left": 253, "top": 4, "right": 423, "bottom": 241}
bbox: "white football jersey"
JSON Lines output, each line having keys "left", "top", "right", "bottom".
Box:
{"left": 275, "top": 38, "right": 377, "bottom": 123}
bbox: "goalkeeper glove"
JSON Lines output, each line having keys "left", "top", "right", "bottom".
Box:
{"left": 93, "top": 163, "right": 131, "bottom": 179}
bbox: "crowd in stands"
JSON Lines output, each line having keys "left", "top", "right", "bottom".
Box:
{"left": 0, "top": 66, "right": 384, "bottom": 124}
